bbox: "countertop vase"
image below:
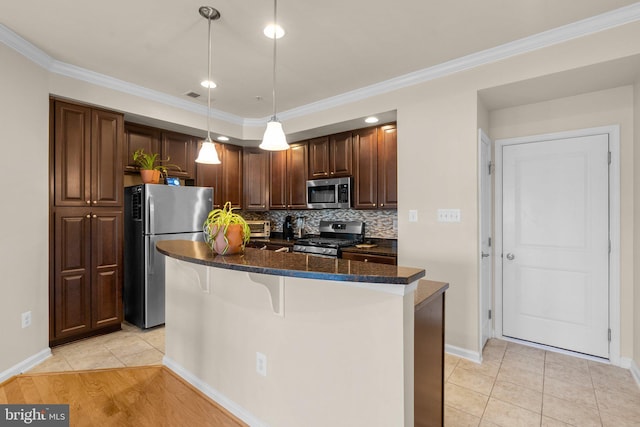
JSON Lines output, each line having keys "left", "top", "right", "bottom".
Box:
{"left": 206, "top": 223, "right": 245, "bottom": 255}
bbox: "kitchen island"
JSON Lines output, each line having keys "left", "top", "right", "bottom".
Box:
{"left": 156, "top": 240, "right": 429, "bottom": 427}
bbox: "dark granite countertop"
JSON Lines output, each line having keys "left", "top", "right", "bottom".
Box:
{"left": 414, "top": 280, "right": 449, "bottom": 309}
{"left": 341, "top": 239, "right": 397, "bottom": 257}
{"left": 156, "top": 240, "right": 425, "bottom": 285}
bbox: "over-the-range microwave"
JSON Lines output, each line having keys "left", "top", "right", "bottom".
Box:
{"left": 306, "top": 177, "right": 351, "bottom": 209}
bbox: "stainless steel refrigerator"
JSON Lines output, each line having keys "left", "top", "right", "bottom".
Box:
{"left": 124, "top": 184, "right": 213, "bottom": 328}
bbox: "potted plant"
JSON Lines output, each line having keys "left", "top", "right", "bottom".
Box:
{"left": 132, "top": 149, "right": 179, "bottom": 184}
{"left": 203, "top": 201, "right": 251, "bottom": 255}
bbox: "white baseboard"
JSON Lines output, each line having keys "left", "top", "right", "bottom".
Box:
{"left": 631, "top": 360, "right": 640, "bottom": 390}
{"left": 0, "top": 348, "right": 51, "bottom": 383}
{"left": 163, "top": 356, "right": 268, "bottom": 427}
{"left": 445, "top": 344, "right": 482, "bottom": 363}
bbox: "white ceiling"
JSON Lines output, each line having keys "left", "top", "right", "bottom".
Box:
{"left": 1, "top": 0, "right": 639, "bottom": 122}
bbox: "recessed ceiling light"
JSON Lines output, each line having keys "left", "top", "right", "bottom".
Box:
{"left": 365, "top": 116, "right": 379, "bottom": 124}
{"left": 217, "top": 136, "right": 229, "bottom": 142}
{"left": 263, "top": 24, "right": 285, "bottom": 39}
{"left": 201, "top": 80, "right": 217, "bottom": 89}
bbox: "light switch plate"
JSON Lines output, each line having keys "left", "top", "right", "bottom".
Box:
{"left": 437, "top": 209, "right": 461, "bottom": 223}
{"left": 408, "top": 210, "right": 418, "bottom": 222}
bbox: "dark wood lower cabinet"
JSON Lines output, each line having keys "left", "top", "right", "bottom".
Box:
{"left": 341, "top": 251, "right": 397, "bottom": 265}
{"left": 51, "top": 208, "right": 123, "bottom": 345}
{"left": 414, "top": 280, "right": 448, "bottom": 427}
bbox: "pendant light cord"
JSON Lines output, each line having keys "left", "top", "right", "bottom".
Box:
{"left": 207, "top": 14, "right": 213, "bottom": 140}
{"left": 272, "top": 0, "right": 278, "bottom": 121}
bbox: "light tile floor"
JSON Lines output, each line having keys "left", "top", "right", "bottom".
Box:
{"left": 445, "top": 339, "right": 640, "bottom": 427}
{"left": 28, "top": 322, "right": 164, "bottom": 373}
{"left": 29, "top": 329, "right": 640, "bottom": 426}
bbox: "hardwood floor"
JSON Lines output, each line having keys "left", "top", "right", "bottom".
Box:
{"left": 0, "top": 366, "right": 246, "bottom": 427}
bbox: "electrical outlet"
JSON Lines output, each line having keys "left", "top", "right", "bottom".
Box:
{"left": 408, "top": 210, "right": 418, "bottom": 222}
{"left": 21, "top": 311, "right": 31, "bottom": 328}
{"left": 256, "top": 352, "right": 267, "bottom": 377}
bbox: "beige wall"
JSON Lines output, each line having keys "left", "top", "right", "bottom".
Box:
{"left": 489, "top": 86, "right": 635, "bottom": 359}
{"left": 0, "top": 43, "right": 50, "bottom": 374}
{"left": 2, "top": 18, "right": 640, "bottom": 375}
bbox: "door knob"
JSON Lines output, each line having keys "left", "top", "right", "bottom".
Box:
{"left": 506, "top": 253, "right": 515, "bottom": 260}
{"left": 481, "top": 252, "right": 490, "bottom": 258}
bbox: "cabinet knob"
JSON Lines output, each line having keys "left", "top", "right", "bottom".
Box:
{"left": 93, "top": 214, "right": 97, "bottom": 218}
{"left": 93, "top": 201, "right": 97, "bottom": 204}
{"left": 364, "top": 259, "right": 369, "bottom": 262}
{"left": 86, "top": 200, "right": 90, "bottom": 204}
{"left": 380, "top": 203, "right": 384, "bottom": 207}
{"left": 86, "top": 214, "right": 90, "bottom": 218}
{"left": 372, "top": 203, "right": 376, "bottom": 207}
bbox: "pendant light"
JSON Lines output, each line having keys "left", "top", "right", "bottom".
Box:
{"left": 259, "top": 0, "right": 289, "bottom": 151}
{"left": 195, "top": 6, "right": 222, "bottom": 164}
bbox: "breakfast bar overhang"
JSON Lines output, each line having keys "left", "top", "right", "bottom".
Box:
{"left": 156, "top": 240, "right": 445, "bottom": 427}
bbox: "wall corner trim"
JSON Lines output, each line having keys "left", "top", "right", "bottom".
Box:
{"left": 631, "top": 359, "right": 640, "bottom": 389}
{"left": 445, "top": 344, "right": 482, "bottom": 364}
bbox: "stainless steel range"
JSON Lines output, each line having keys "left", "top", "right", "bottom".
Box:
{"left": 293, "top": 220, "right": 365, "bottom": 258}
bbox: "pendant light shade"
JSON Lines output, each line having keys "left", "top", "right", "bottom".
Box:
{"left": 260, "top": 0, "right": 289, "bottom": 151}
{"left": 196, "top": 6, "right": 221, "bottom": 164}
{"left": 260, "top": 120, "right": 289, "bottom": 151}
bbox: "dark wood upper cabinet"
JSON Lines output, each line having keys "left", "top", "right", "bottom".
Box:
{"left": 221, "top": 144, "right": 243, "bottom": 209}
{"left": 243, "top": 147, "right": 269, "bottom": 211}
{"left": 352, "top": 125, "right": 397, "bottom": 210}
{"left": 288, "top": 142, "right": 309, "bottom": 209}
{"left": 195, "top": 143, "right": 242, "bottom": 209}
{"left": 329, "top": 131, "right": 353, "bottom": 177}
{"left": 123, "top": 123, "right": 161, "bottom": 173}
{"left": 308, "top": 132, "right": 352, "bottom": 179}
{"left": 308, "top": 136, "right": 330, "bottom": 179}
{"left": 269, "top": 150, "right": 288, "bottom": 209}
{"left": 162, "top": 132, "right": 196, "bottom": 179}
{"left": 352, "top": 127, "right": 378, "bottom": 209}
{"left": 377, "top": 125, "right": 398, "bottom": 209}
{"left": 269, "top": 142, "right": 308, "bottom": 210}
{"left": 54, "top": 101, "right": 123, "bottom": 208}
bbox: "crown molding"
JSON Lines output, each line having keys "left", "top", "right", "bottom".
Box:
{"left": 4, "top": 2, "right": 640, "bottom": 127}
{"left": 271, "top": 2, "right": 640, "bottom": 123}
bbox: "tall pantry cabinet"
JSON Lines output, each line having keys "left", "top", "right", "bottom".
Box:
{"left": 49, "top": 99, "right": 124, "bottom": 346}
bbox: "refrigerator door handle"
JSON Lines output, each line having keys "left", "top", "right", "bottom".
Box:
{"left": 148, "top": 194, "right": 155, "bottom": 235}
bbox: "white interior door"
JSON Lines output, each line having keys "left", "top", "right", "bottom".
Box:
{"left": 502, "top": 134, "right": 609, "bottom": 358}
{"left": 479, "top": 130, "right": 493, "bottom": 349}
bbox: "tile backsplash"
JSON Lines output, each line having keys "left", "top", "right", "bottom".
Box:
{"left": 240, "top": 209, "right": 398, "bottom": 239}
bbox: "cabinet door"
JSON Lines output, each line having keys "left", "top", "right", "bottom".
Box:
{"left": 54, "top": 101, "right": 91, "bottom": 207}
{"left": 53, "top": 208, "right": 92, "bottom": 338}
{"left": 341, "top": 251, "right": 397, "bottom": 265}
{"left": 377, "top": 125, "right": 398, "bottom": 209}
{"left": 243, "top": 148, "right": 269, "bottom": 211}
{"left": 353, "top": 127, "right": 378, "bottom": 209}
{"left": 196, "top": 143, "right": 222, "bottom": 208}
{"left": 330, "top": 131, "right": 353, "bottom": 177}
{"left": 269, "top": 150, "right": 287, "bottom": 209}
{"left": 287, "top": 142, "right": 309, "bottom": 209}
{"left": 308, "top": 137, "right": 330, "bottom": 179}
{"left": 91, "top": 210, "right": 123, "bottom": 328}
{"left": 124, "top": 123, "right": 161, "bottom": 173}
{"left": 162, "top": 132, "right": 196, "bottom": 178}
{"left": 222, "top": 144, "right": 243, "bottom": 209}
{"left": 91, "top": 109, "right": 123, "bottom": 207}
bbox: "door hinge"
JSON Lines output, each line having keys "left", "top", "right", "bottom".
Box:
{"left": 488, "top": 309, "right": 492, "bottom": 320}
{"left": 488, "top": 161, "right": 493, "bottom": 175}
{"left": 608, "top": 328, "right": 611, "bottom": 342}
{"left": 488, "top": 237, "right": 492, "bottom": 247}
{"left": 608, "top": 151, "right": 612, "bottom": 164}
